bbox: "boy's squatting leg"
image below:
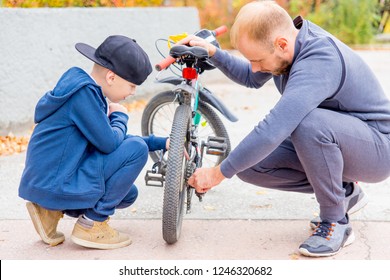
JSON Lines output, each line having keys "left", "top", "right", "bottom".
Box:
{"left": 70, "top": 136, "right": 149, "bottom": 249}
{"left": 27, "top": 136, "right": 149, "bottom": 249}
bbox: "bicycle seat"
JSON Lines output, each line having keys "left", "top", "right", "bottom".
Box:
{"left": 169, "top": 45, "right": 209, "bottom": 60}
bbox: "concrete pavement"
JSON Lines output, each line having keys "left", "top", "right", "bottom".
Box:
{"left": 1, "top": 50, "right": 390, "bottom": 261}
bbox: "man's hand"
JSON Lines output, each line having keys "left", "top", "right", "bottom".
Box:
{"left": 176, "top": 35, "right": 217, "bottom": 57}
{"left": 108, "top": 103, "right": 127, "bottom": 115}
{"left": 188, "top": 165, "right": 226, "bottom": 193}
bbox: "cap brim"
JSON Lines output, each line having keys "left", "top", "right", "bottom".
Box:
{"left": 75, "top": 43, "right": 105, "bottom": 67}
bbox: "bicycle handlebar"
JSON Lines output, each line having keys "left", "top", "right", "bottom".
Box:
{"left": 155, "top": 25, "right": 228, "bottom": 72}
{"left": 155, "top": 56, "right": 176, "bottom": 72}
{"left": 212, "top": 25, "right": 228, "bottom": 37}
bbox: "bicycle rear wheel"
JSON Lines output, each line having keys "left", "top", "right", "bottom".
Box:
{"left": 141, "top": 90, "right": 231, "bottom": 167}
{"left": 162, "top": 104, "right": 191, "bottom": 244}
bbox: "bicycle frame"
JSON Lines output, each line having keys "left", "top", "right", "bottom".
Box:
{"left": 155, "top": 76, "right": 238, "bottom": 122}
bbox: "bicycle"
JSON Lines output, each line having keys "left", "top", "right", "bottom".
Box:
{"left": 142, "top": 26, "right": 238, "bottom": 244}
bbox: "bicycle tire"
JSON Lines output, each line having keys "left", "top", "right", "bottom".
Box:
{"left": 162, "top": 104, "right": 191, "bottom": 244}
{"left": 141, "top": 90, "right": 231, "bottom": 166}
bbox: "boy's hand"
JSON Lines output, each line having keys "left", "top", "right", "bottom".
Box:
{"left": 109, "top": 103, "right": 127, "bottom": 115}
{"left": 165, "top": 138, "right": 190, "bottom": 160}
{"left": 165, "top": 138, "right": 170, "bottom": 151}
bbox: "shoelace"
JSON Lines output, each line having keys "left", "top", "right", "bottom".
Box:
{"left": 97, "top": 219, "right": 117, "bottom": 237}
{"left": 312, "top": 222, "right": 335, "bottom": 240}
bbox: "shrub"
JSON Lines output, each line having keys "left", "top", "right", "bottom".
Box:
{"left": 289, "top": 0, "right": 380, "bottom": 45}
{"left": 2, "top": 0, "right": 381, "bottom": 46}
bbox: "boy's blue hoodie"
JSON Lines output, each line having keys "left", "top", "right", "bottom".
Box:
{"left": 19, "top": 67, "right": 165, "bottom": 210}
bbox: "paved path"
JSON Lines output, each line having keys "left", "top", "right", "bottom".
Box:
{"left": 1, "top": 51, "right": 390, "bottom": 274}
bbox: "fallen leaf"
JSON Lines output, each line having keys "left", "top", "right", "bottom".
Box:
{"left": 289, "top": 253, "right": 300, "bottom": 260}
{"left": 0, "top": 100, "right": 146, "bottom": 157}
{"left": 0, "top": 133, "right": 30, "bottom": 156}
{"left": 121, "top": 99, "right": 147, "bottom": 112}
{"left": 256, "top": 190, "right": 267, "bottom": 195}
{"left": 250, "top": 204, "right": 272, "bottom": 209}
{"left": 203, "top": 205, "right": 216, "bottom": 211}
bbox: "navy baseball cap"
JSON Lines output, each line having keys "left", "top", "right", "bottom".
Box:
{"left": 75, "top": 35, "right": 152, "bottom": 85}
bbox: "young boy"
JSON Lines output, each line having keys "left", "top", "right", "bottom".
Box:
{"left": 19, "top": 35, "right": 168, "bottom": 250}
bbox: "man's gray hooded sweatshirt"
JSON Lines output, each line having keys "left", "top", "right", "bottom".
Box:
{"left": 211, "top": 17, "right": 390, "bottom": 179}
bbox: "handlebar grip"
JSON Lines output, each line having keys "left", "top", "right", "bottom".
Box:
{"left": 155, "top": 55, "right": 176, "bottom": 71}
{"left": 213, "top": 25, "right": 228, "bottom": 36}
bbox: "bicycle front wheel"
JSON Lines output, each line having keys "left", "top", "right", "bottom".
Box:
{"left": 162, "top": 104, "right": 191, "bottom": 244}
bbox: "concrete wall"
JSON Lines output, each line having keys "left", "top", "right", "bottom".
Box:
{"left": 0, "top": 8, "right": 200, "bottom": 134}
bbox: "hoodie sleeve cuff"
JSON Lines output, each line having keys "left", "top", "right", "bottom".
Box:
{"left": 142, "top": 135, "right": 168, "bottom": 152}
{"left": 109, "top": 112, "right": 129, "bottom": 134}
{"left": 209, "top": 48, "right": 224, "bottom": 65}
{"left": 220, "top": 158, "right": 237, "bottom": 179}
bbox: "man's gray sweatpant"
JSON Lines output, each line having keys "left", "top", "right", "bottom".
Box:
{"left": 236, "top": 108, "right": 390, "bottom": 222}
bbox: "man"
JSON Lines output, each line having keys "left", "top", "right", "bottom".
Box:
{"left": 186, "top": 0, "right": 390, "bottom": 257}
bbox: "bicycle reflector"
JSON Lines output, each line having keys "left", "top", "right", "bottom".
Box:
{"left": 182, "top": 67, "right": 198, "bottom": 80}
{"left": 168, "top": 32, "right": 188, "bottom": 48}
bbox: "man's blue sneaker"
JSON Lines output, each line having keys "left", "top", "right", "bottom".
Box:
{"left": 310, "top": 182, "right": 368, "bottom": 229}
{"left": 299, "top": 215, "right": 355, "bottom": 257}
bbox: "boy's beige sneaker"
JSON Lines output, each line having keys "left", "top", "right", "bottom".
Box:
{"left": 71, "top": 216, "right": 132, "bottom": 249}
{"left": 26, "top": 202, "right": 65, "bottom": 246}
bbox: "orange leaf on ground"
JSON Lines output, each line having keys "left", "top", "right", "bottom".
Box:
{"left": 0, "top": 99, "right": 147, "bottom": 157}
{"left": 0, "top": 133, "right": 30, "bottom": 156}
{"left": 121, "top": 99, "right": 147, "bottom": 112}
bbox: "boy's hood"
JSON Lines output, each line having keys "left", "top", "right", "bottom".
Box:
{"left": 35, "top": 67, "right": 98, "bottom": 123}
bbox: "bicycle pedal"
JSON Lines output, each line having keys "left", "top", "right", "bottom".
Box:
{"left": 203, "top": 136, "right": 227, "bottom": 156}
{"left": 145, "top": 170, "right": 164, "bottom": 187}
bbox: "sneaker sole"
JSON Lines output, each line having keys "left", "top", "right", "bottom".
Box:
{"left": 26, "top": 202, "right": 65, "bottom": 246}
{"left": 299, "top": 230, "right": 355, "bottom": 257}
{"left": 71, "top": 235, "right": 132, "bottom": 250}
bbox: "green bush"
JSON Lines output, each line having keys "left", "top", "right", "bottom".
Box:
{"left": 2, "top": 0, "right": 381, "bottom": 46}
{"left": 289, "top": 0, "right": 380, "bottom": 45}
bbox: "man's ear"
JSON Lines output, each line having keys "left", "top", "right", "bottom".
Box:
{"left": 274, "top": 37, "right": 288, "bottom": 52}
{"left": 105, "top": 70, "right": 116, "bottom": 85}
